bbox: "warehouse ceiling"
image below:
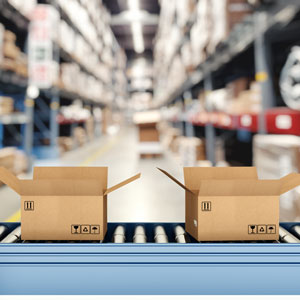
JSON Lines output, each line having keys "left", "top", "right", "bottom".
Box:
{"left": 103, "top": 0, "right": 160, "bottom": 60}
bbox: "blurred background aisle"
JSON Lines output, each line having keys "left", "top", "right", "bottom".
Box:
{"left": 0, "top": 126, "right": 185, "bottom": 222}
{"left": 1, "top": 0, "right": 300, "bottom": 222}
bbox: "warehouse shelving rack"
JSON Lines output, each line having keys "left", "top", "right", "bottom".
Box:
{"left": 0, "top": 0, "right": 127, "bottom": 160}
{"left": 157, "top": 0, "right": 300, "bottom": 166}
{"left": 0, "top": 0, "right": 32, "bottom": 157}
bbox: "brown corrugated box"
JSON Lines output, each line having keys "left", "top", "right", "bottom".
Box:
{"left": 134, "top": 111, "right": 161, "bottom": 143}
{"left": 0, "top": 167, "right": 140, "bottom": 240}
{"left": 138, "top": 123, "right": 160, "bottom": 142}
{"left": 158, "top": 167, "right": 300, "bottom": 241}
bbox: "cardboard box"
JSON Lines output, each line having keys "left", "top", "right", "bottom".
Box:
{"left": 158, "top": 167, "right": 300, "bottom": 241}
{"left": 0, "top": 96, "right": 14, "bottom": 115}
{"left": 134, "top": 111, "right": 161, "bottom": 150}
{"left": 178, "top": 137, "right": 206, "bottom": 166}
{"left": 138, "top": 124, "right": 160, "bottom": 142}
{"left": 0, "top": 167, "right": 140, "bottom": 240}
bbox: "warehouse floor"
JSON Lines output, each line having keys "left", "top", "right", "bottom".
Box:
{"left": 0, "top": 126, "right": 185, "bottom": 222}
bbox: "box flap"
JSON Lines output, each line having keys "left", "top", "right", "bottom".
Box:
{"left": 279, "top": 173, "right": 300, "bottom": 194}
{"left": 33, "top": 167, "right": 108, "bottom": 189}
{"left": 157, "top": 168, "right": 195, "bottom": 194}
{"left": 197, "top": 179, "right": 280, "bottom": 196}
{"left": 104, "top": 173, "right": 141, "bottom": 195}
{"left": 184, "top": 167, "right": 258, "bottom": 190}
{"left": 0, "top": 167, "right": 21, "bottom": 194}
{"left": 20, "top": 179, "right": 104, "bottom": 196}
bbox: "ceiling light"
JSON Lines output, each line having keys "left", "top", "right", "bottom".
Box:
{"left": 128, "top": 0, "right": 144, "bottom": 54}
{"left": 131, "top": 21, "right": 144, "bottom": 53}
{"left": 128, "top": 0, "right": 139, "bottom": 11}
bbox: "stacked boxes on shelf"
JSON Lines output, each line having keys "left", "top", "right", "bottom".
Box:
{"left": 57, "top": 102, "right": 97, "bottom": 154}
{"left": 178, "top": 137, "right": 206, "bottom": 166}
{"left": 205, "top": 79, "right": 261, "bottom": 115}
{"left": 0, "top": 96, "right": 14, "bottom": 115}
{"left": 0, "top": 147, "right": 28, "bottom": 187}
{"left": 56, "top": 0, "right": 127, "bottom": 105}
{"left": 59, "top": 63, "right": 104, "bottom": 103}
{"left": 153, "top": 0, "right": 253, "bottom": 106}
{"left": 208, "top": 0, "right": 252, "bottom": 54}
{"left": 7, "top": 0, "right": 36, "bottom": 17}
{"left": 0, "top": 27, "right": 28, "bottom": 77}
{"left": 57, "top": 137, "right": 73, "bottom": 154}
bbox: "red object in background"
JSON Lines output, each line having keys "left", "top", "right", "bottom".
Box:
{"left": 265, "top": 107, "right": 300, "bottom": 136}
{"left": 237, "top": 113, "right": 258, "bottom": 132}
{"left": 217, "top": 113, "right": 236, "bottom": 130}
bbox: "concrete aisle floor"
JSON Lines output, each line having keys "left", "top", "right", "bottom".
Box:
{"left": 0, "top": 126, "right": 185, "bottom": 222}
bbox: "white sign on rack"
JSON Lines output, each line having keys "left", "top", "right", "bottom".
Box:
{"left": 28, "top": 4, "right": 59, "bottom": 89}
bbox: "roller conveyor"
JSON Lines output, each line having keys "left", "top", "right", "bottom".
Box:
{"left": 1, "top": 222, "right": 300, "bottom": 295}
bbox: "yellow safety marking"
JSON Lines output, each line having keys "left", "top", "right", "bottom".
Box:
{"left": 255, "top": 71, "right": 268, "bottom": 82}
{"left": 50, "top": 102, "right": 60, "bottom": 110}
{"left": 79, "top": 135, "right": 120, "bottom": 166}
{"left": 4, "top": 134, "right": 121, "bottom": 222}
{"left": 204, "top": 90, "right": 212, "bottom": 95}
{"left": 5, "top": 209, "right": 21, "bottom": 223}
{"left": 25, "top": 98, "right": 34, "bottom": 107}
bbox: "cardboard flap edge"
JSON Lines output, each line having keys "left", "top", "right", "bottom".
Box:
{"left": 157, "top": 168, "right": 195, "bottom": 194}
{"left": 279, "top": 173, "right": 300, "bottom": 194}
{"left": 0, "top": 167, "right": 21, "bottom": 194}
{"left": 104, "top": 173, "right": 141, "bottom": 195}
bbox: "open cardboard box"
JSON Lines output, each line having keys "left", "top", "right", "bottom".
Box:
{"left": 158, "top": 167, "right": 300, "bottom": 241}
{"left": 0, "top": 167, "right": 140, "bottom": 241}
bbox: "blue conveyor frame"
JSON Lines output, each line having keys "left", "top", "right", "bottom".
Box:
{"left": 0, "top": 222, "right": 300, "bottom": 295}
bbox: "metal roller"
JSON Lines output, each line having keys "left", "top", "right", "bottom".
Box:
{"left": 174, "top": 225, "right": 187, "bottom": 243}
{"left": 291, "top": 225, "right": 300, "bottom": 239}
{"left": 154, "top": 225, "right": 168, "bottom": 243}
{"left": 112, "top": 225, "right": 126, "bottom": 243}
{"left": 133, "top": 225, "right": 147, "bottom": 243}
{"left": 0, "top": 226, "right": 21, "bottom": 243}
{"left": 0, "top": 225, "right": 9, "bottom": 241}
{"left": 279, "top": 226, "right": 300, "bottom": 243}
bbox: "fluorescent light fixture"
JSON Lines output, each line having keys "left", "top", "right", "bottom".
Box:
{"left": 128, "top": 0, "right": 139, "bottom": 11}
{"left": 131, "top": 21, "right": 144, "bottom": 53}
{"left": 128, "top": 0, "right": 144, "bottom": 54}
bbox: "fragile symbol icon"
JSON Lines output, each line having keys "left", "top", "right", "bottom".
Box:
{"left": 248, "top": 224, "right": 276, "bottom": 234}
{"left": 71, "top": 224, "right": 100, "bottom": 234}
{"left": 71, "top": 225, "right": 81, "bottom": 234}
{"left": 248, "top": 225, "right": 257, "bottom": 234}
